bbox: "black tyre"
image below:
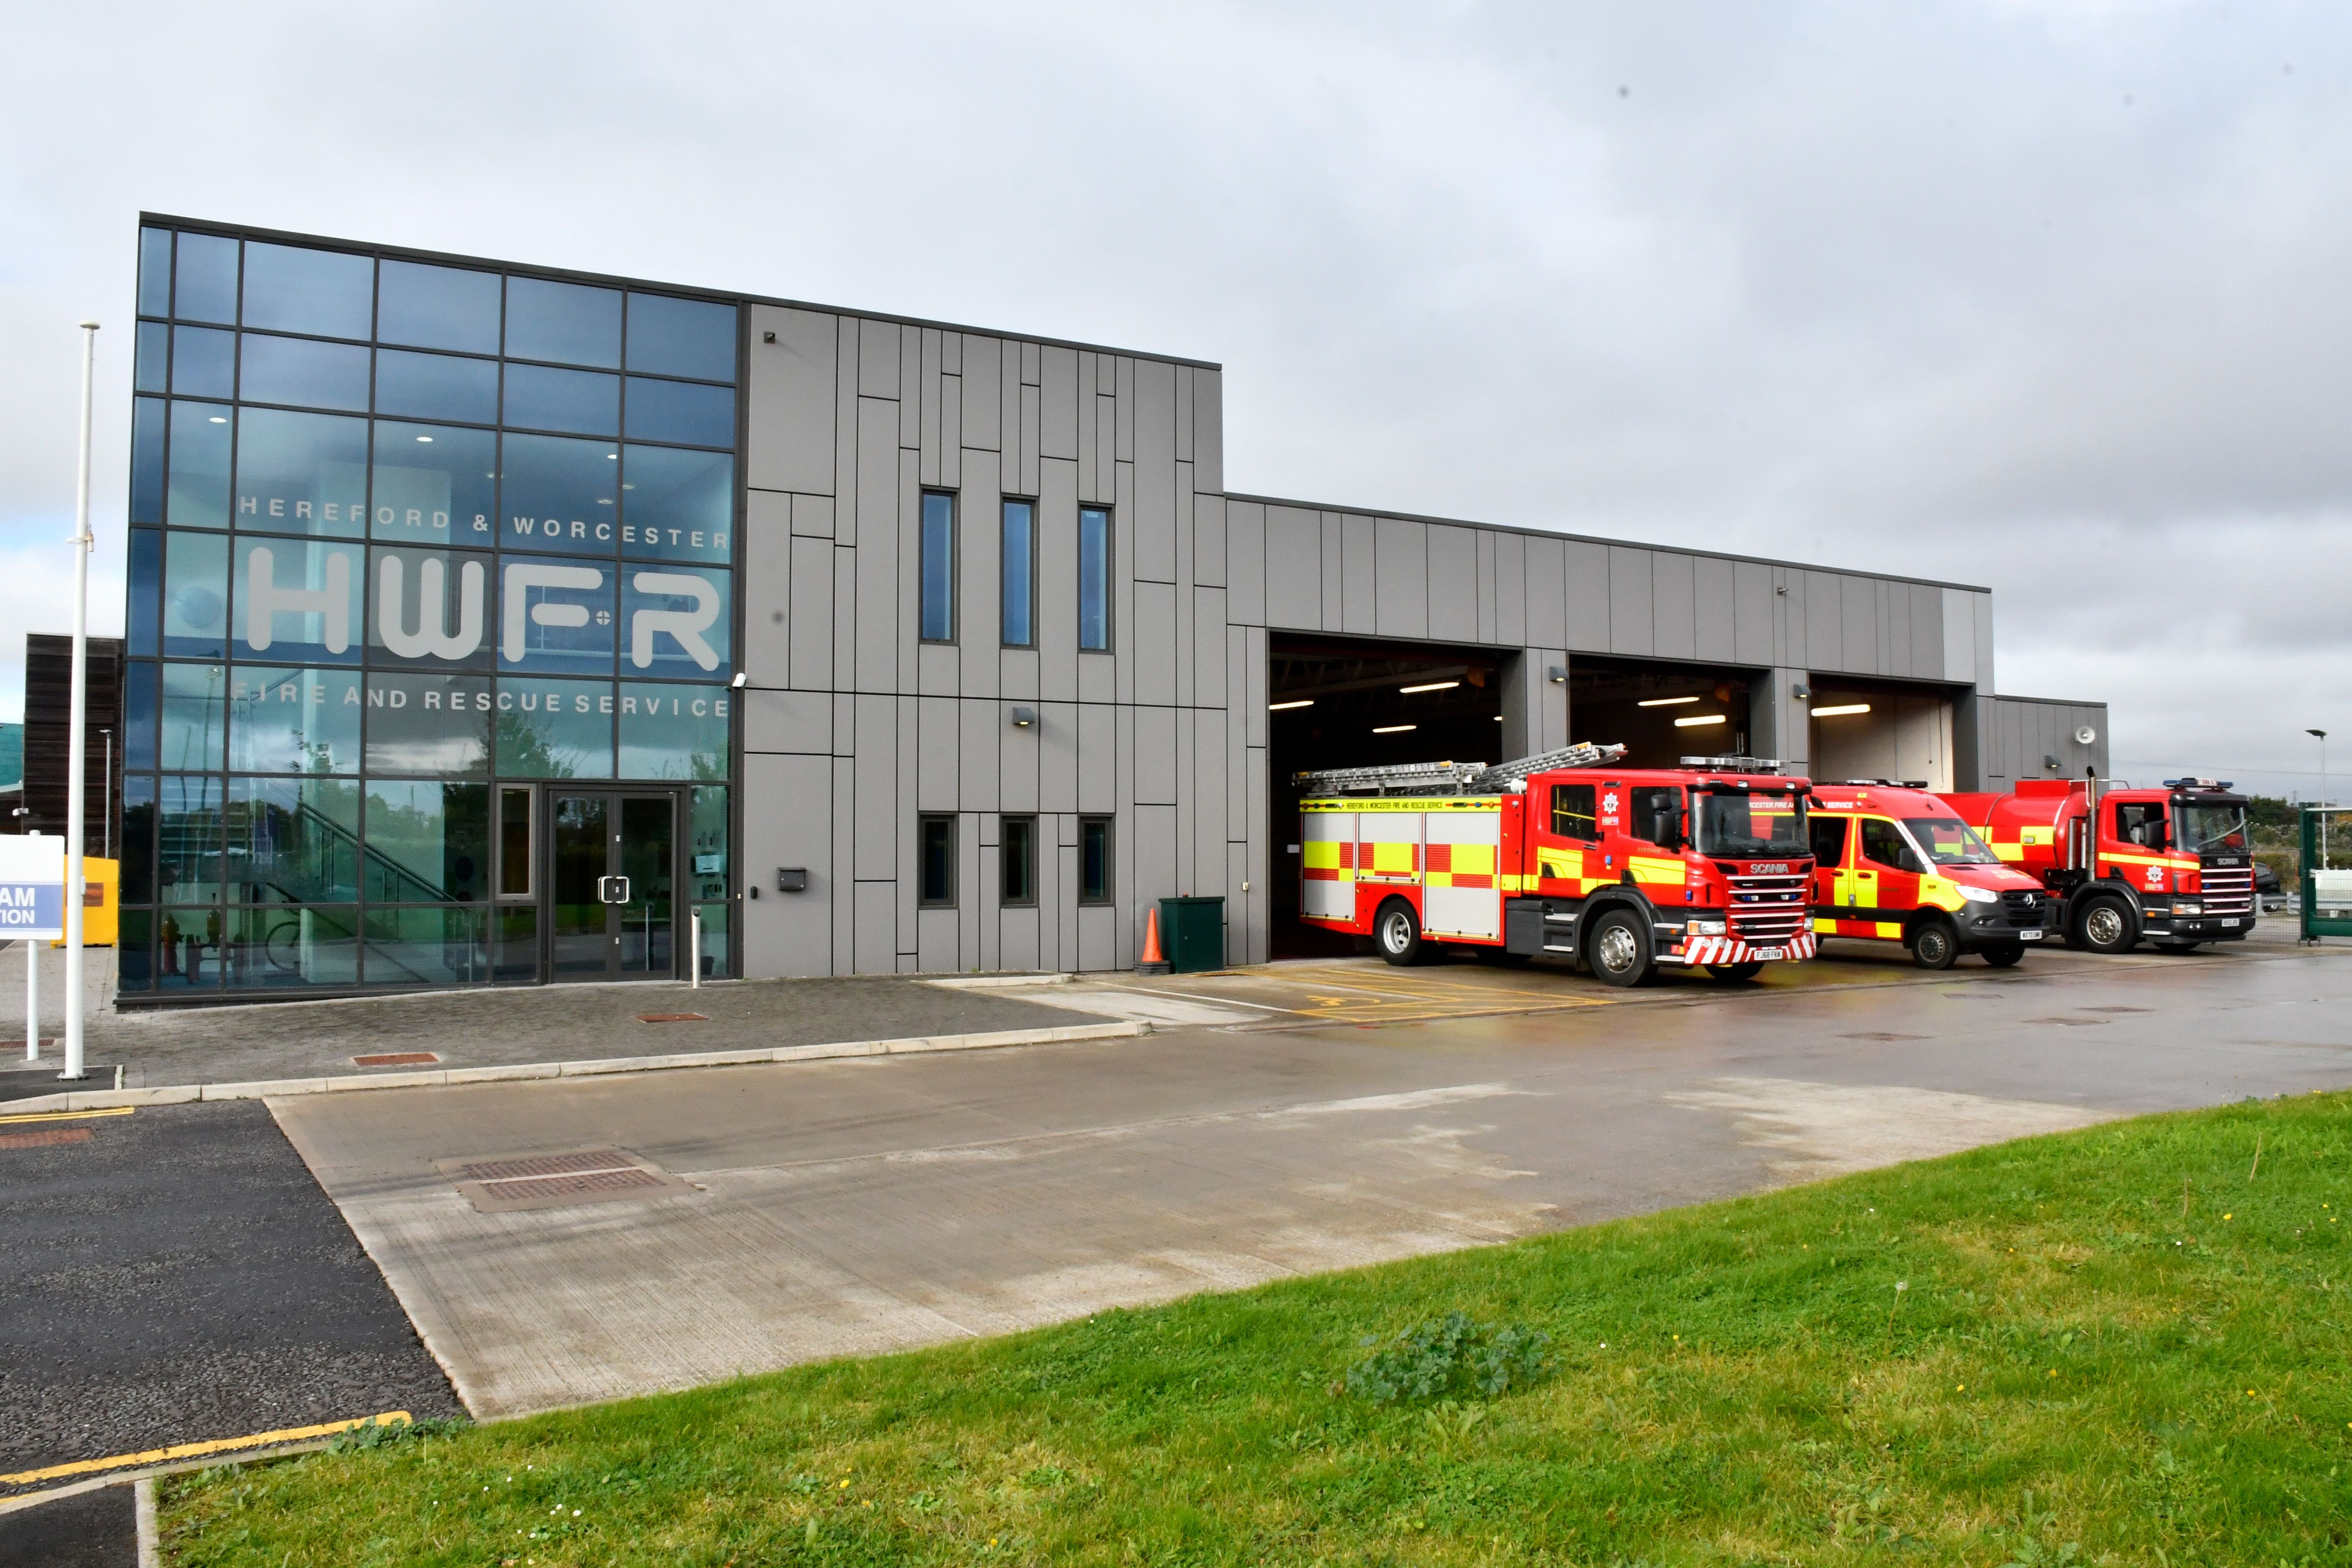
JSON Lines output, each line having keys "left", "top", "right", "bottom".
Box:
{"left": 1911, "top": 917, "right": 1960, "bottom": 971}
{"left": 2076, "top": 895, "right": 2137, "bottom": 955}
{"left": 1586, "top": 908, "right": 1655, "bottom": 988}
{"left": 1980, "top": 942, "right": 2024, "bottom": 968}
{"left": 1375, "top": 899, "right": 1426, "bottom": 966}
{"left": 1709, "top": 961, "right": 1764, "bottom": 982}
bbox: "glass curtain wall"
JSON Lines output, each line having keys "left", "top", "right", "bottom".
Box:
{"left": 120, "top": 224, "right": 739, "bottom": 995}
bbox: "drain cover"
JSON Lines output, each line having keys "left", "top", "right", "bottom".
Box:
{"left": 353, "top": 1051, "right": 441, "bottom": 1068}
{"left": 436, "top": 1146, "right": 692, "bottom": 1214}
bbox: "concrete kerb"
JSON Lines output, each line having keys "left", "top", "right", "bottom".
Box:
{"left": 0, "top": 1020, "right": 1150, "bottom": 1116}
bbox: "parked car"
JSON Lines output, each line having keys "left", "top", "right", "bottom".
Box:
{"left": 2256, "top": 861, "right": 2288, "bottom": 912}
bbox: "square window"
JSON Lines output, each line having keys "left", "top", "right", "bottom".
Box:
{"left": 378, "top": 260, "right": 502, "bottom": 354}
{"left": 918, "top": 814, "right": 956, "bottom": 907}
{"left": 238, "top": 333, "right": 372, "bottom": 412}
{"left": 1001, "top": 815, "right": 1037, "bottom": 906}
{"left": 506, "top": 276, "right": 621, "bottom": 368}
{"left": 625, "top": 293, "right": 737, "bottom": 381}
{"left": 241, "top": 243, "right": 374, "bottom": 340}
{"left": 503, "top": 362, "right": 620, "bottom": 437}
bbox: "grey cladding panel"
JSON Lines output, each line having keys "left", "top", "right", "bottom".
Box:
{"left": 788, "top": 536, "right": 833, "bottom": 689}
{"left": 1693, "top": 555, "right": 1735, "bottom": 663}
{"left": 745, "top": 306, "right": 837, "bottom": 496}
{"left": 961, "top": 337, "right": 1002, "bottom": 452}
{"left": 1803, "top": 572, "right": 1843, "bottom": 669}
{"left": 1131, "top": 582, "right": 1177, "bottom": 706}
{"left": 1040, "top": 346, "right": 1078, "bottom": 460}
{"left": 1263, "top": 506, "right": 1319, "bottom": 630}
{"left": 1494, "top": 531, "right": 1526, "bottom": 646}
{"left": 1561, "top": 539, "right": 1606, "bottom": 649}
{"left": 1733, "top": 562, "right": 1776, "bottom": 666}
{"left": 740, "top": 753, "right": 833, "bottom": 979}
{"left": 1910, "top": 584, "right": 1943, "bottom": 683}
{"left": 852, "top": 696, "right": 897, "bottom": 879}
{"left": 1840, "top": 576, "right": 1878, "bottom": 673}
{"left": 1652, "top": 550, "right": 1696, "bottom": 661}
{"left": 917, "top": 695, "right": 959, "bottom": 811}
{"left": 1374, "top": 516, "right": 1430, "bottom": 639}
{"left": 858, "top": 321, "right": 900, "bottom": 398}
{"left": 745, "top": 687, "right": 831, "bottom": 754}
{"left": 1194, "top": 494, "right": 1226, "bottom": 588}
{"left": 1192, "top": 370, "right": 1223, "bottom": 494}
{"left": 1424, "top": 525, "right": 1477, "bottom": 643}
{"left": 1132, "top": 361, "right": 1177, "bottom": 583}
{"left": 1341, "top": 515, "right": 1376, "bottom": 634}
{"left": 1607, "top": 548, "right": 1654, "bottom": 656}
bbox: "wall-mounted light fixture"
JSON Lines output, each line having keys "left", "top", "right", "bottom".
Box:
{"left": 762, "top": 330, "right": 776, "bottom": 343}
{"left": 777, "top": 867, "right": 808, "bottom": 893}
{"left": 1790, "top": 681, "right": 1812, "bottom": 700}
{"left": 1547, "top": 665, "right": 1567, "bottom": 683}
{"left": 2043, "top": 754, "right": 2064, "bottom": 772}
{"left": 730, "top": 672, "right": 749, "bottom": 689}
{"left": 1010, "top": 706, "right": 1037, "bottom": 728}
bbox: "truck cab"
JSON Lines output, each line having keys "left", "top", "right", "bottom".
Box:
{"left": 1805, "top": 782, "right": 2057, "bottom": 968}
{"left": 1939, "top": 777, "right": 2257, "bottom": 954}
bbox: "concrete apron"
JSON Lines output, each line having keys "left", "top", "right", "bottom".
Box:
{"left": 0, "top": 1019, "right": 1148, "bottom": 1117}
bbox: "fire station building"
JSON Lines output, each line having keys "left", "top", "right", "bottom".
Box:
{"left": 116, "top": 215, "right": 2109, "bottom": 999}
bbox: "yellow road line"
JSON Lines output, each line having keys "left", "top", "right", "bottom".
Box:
{"left": 0, "top": 1106, "right": 136, "bottom": 1126}
{"left": 0, "top": 1412, "right": 412, "bottom": 1485}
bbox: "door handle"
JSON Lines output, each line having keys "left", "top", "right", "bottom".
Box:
{"left": 599, "top": 875, "right": 631, "bottom": 904}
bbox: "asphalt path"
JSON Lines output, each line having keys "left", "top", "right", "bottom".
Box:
{"left": 0, "top": 1100, "right": 461, "bottom": 1495}
{"left": 275, "top": 936, "right": 2352, "bottom": 1418}
{"left": 0, "top": 1484, "right": 135, "bottom": 1568}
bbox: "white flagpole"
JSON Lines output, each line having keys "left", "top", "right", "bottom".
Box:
{"left": 62, "top": 321, "right": 97, "bottom": 1082}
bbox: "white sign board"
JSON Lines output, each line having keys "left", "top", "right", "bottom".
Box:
{"left": 0, "top": 835, "right": 66, "bottom": 942}
{"left": 2311, "top": 868, "right": 2352, "bottom": 913}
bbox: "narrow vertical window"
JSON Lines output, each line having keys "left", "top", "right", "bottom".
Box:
{"left": 1001, "top": 815, "right": 1037, "bottom": 905}
{"left": 1078, "top": 507, "right": 1110, "bottom": 651}
{"left": 1001, "top": 499, "right": 1035, "bottom": 647}
{"left": 1079, "top": 816, "right": 1112, "bottom": 904}
{"left": 918, "top": 814, "right": 956, "bottom": 906}
{"left": 920, "top": 492, "right": 955, "bottom": 642}
{"left": 498, "top": 786, "right": 535, "bottom": 898}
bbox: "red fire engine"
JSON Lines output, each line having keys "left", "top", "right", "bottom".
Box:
{"left": 1937, "top": 775, "right": 2258, "bottom": 954}
{"left": 1296, "top": 743, "right": 1817, "bottom": 987}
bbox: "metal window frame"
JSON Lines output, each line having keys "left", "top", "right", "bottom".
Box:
{"left": 917, "top": 812, "right": 958, "bottom": 908}
{"left": 1077, "top": 505, "right": 1112, "bottom": 653}
{"left": 1000, "top": 496, "right": 1039, "bottom": 649}
{"left": 1078, "top": 814, "right": 1114, "bottom": 905}
{"left": 1000, "top": 813, "right": 1040, "bottom": 906}
{"left": 917, "top": 489, "right": 958, "bottom": 645}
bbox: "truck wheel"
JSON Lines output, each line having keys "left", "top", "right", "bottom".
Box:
{"left": 1980, "top": 942, "right": 2024, "bottom": 968}
{"left": 2076, "top": 896, "right": 2137, "bottom": 955}
{"left": 1708, "top": 961, "right": 1764, "bottom": 982}
{"left": 1587, "top": 909, "right": 1654, "bottom": 988}
{"left": 1375, "top": 899, "right": 1426, "bottom": 966}
{"left": 1911, "top": 917, "right": 1960, "bottom": 971}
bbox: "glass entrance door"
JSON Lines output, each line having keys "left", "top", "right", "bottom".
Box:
{"left": 547, "top": 791, "right": 677, "bottom": 980}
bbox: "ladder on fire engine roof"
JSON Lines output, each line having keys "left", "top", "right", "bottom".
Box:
{"left": 1293, "top": 741, "right": 1629, "bottom": 796}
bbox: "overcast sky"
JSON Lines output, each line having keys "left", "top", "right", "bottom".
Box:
{"left": 3, "top": 2, "right": 2347, "bottom": 795}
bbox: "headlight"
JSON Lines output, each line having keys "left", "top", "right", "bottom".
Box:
{"left": 2172, "top": 901, "right": 2202, "bottom": 916}
{"left": 1956, "top": 885, "right": 2000, "bottom": 905}
{"left": 1688, "top": 919, "right": 1727, "bottom": 935}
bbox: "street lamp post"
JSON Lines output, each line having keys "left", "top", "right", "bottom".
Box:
{"left": 61, "top": 321, "right": 97, "bottom": 1083}
{"left": 2312, "top": 729, "right": 2331, "bottom": 871}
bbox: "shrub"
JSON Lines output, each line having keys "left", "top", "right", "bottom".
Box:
{"left": 1343, "top": 1311, "right": 1551, "bottom": 1404}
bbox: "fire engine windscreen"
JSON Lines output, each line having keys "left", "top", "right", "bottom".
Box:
{"left": 1900, "top": 816, "right": 2003, "bottom": 866}
{"left": 2176, "top": 803, "right": 2250, "bottom": 853}
{"left": 1693, "top": 791, "right": 1808, "bottom": 858}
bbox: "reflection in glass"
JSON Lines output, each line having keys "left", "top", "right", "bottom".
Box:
{"left": 377, "top": 259, "right": 501, "bottom": 353}
{"left": 498, "top": 433, "right": 619, "bottom": 555}
{"left": 139, "top": 228, "right": 173, "bottom": 318}
{"left": 375, "top": 349, "right": 498, "bottom": 425}
{"left": 494, "top": 678, "right": 615, "bottom": 778}
{"left": 362, "top": 781, "right": 489, "bottom": 906}
{"left": 234, "top": 408, "right": 368, "bottom": 537}
{"left": 920, "top": 492, "right": 953, "bottom": 640}
{"left": 548, "top": 793, "right": 610, "bottom": 977}
{"left": 362, "top": 673, "right": 491, "bottom": 776}
{"left": 173, "top": 233, "right": 238, "bottom": 324}
{"left": 229, "top": 666, "right": 363, "bottom": 773}
{"left": 238, "top": 334, "right": 370, "bottom": 412}
{"left": 689, "top": 785, "right": 728, "bottom": 901}
{"left": 499, "top": 555, "right": 614, "bottom": 674}
{"left": 621, "top": 567, "right": 730, "bottom": 678}
{"left": 503, "top": 362, "right": 619, "bottom": 436}
{"left": 1079, "top": 507, "right": 1110, "bottom": 650}
{"left": 619, "top": 795, "right": 674, "bottom": 976}
{"left": 167, "top": 401, "right": 233, "bottom": 527}
{"left": 119, "top": 907, "right": 155, "bottom": 992}
{"left": 122, "top": 776, "right": 157, "bottom": 904}
{"left": 617, "top": 684, "right": 729, "bottom": 779}
{"left": 131, "top": 397, "right": 166, "bottom": 523}
{"left": 620, "top": 446, "right": 732, "bottom": 562}
{"left": 228, "top": 903, "right": 360, "bottom": 989}
{"left": 692, "top": 896, "right": 727, "bottom": 980}
{"left": 229, "top": 778, "right": 362, "bottom": 903}
{"left": 161, "top": 663, "right": 228, "bottom": 772}
{"left": 363, "top": 905, "right": 489, "bottom": 987}
{"left": 163, "top": 531, "right": 229, "bottom": 657}
{"left": 623, "top": 377, "right": 733, "bottom": 447}
{"left": 136, "top": 320, "right": 169, "bottom": 394}
{"left": 368, "top": 548, "right": 491, "bottom": 669}
{"left": 625, "top": 294, "right": 736, "bottom": 381}
{"left": 241, "top": 242, "right": 374, "bottom": 340}
{"left": 234, "top": 539, "right": 365, "bottom": 664}
{"left": 494, "top": 904, "right": 538, "bottom": 983}
{"left": 124, "top": 664, "right": 159, "bottom": 771}
{"left": 158, "top": 774, "right": 227, "bottom": 905}
{"left": 128, "top": 528, "right": 162, "bottom": 656}
{"left": 1001, "top": 499, "right": 1035, "bottom": 647}
{"left": 155, "top": 904, "right": 227, "bottom": 989}
{"left": 497, "top": 785, "right": 534, "bottom": 898}
{"left": 505, "top": 276, "right": 621, "bottom": 368}
{"left": 371, "top": 422, "right": 497, "bottom": 549}
{"left": 170, "top": 326, "right": 236, "bottom": 399}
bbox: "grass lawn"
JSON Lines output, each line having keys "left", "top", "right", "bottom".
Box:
{"left": 160, "top": 1092, "right": 2352, "bottom": 1565}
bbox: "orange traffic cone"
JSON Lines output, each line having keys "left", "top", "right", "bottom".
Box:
{"left": 1137, "top": 904, "right": 1172, "bottom": 974}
